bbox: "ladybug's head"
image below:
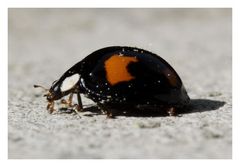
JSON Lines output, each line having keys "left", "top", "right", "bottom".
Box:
{"left": 45, "top": 80, "right": 63, "bottom": 101}
{"left": 35, "top": 73, "right": 81, "bottom": 102}
{"left": 33, "top": 80, "right": 62, "bottom": 102}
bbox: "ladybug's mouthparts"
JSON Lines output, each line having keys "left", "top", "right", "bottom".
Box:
{"left": 45, "top": 93, "right": 54, "bottom": 101}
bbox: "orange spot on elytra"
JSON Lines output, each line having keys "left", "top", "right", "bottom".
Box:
{"left": 105, "top": 55, "right": 138, "bottom": 85}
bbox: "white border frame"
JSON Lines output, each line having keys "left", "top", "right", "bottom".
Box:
{"left": 1, "top": 0, "right": 238, "bottom": 166}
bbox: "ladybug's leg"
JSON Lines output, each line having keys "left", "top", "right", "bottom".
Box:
{"left": 167, "top": 107, "right": 177, "bottom": 116}
{"left": 70, "top": 94, "right": 74, "bottom": 105}
{"left": 72, "top": 92, "right": 83, "bottom": 112}
{"left": 106, "top": 111, "right": 114, "bottom": 118}
{"left": 102, "top": 109, "right": 115, "bottom": 118}
{"left": 61, "top": 93, "right": 82, "bottom": 112}
{"left": 61, "top": 93, "right": 73, "bottom": 107}
{"left": 47, "top": 101, "right": 55, "bottom": 114}
{"left": 68, "top": 93, "right": 73, "bottom": 107}
{"left": 96, "top": 103, "right": 116, "bottom": 118}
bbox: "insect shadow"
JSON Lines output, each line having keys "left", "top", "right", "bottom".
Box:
{"left": 180, "top": 99, "right": 226, "bottom": 115}
{"left": 81, "top": 99, "right": 226, "bottom": 117}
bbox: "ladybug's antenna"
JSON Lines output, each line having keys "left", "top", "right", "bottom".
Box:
{"left": 33, "top": 84, "right": 49, "bottom": 91}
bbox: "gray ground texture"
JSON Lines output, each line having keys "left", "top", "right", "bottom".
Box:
{"left": 8, "top": 9, "right": 232, "bottom": 159}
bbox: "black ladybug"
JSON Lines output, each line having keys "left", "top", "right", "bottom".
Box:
{"left": 34, "top": 46, "right": 190, "bottom": 117}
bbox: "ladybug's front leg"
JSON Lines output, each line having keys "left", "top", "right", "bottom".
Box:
{"left": 47, "top": 101, "right": 55, "bottom": 114}
{"left": 61, "top": 92, "right": 83, "bottom": 112}
{"left": 61, "top": 93, "right": 74, "bottom": 108}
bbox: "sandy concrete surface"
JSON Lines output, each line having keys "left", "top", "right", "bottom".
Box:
{"left": 8, "top": 9, "right": 232, "bottom": 159}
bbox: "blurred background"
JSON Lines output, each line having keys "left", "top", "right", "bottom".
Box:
{"left": 8, "top": 9, "right": 231, "bottom": 158}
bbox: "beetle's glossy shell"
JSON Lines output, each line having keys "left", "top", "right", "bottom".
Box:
{"left": 70, "top": 46, "right": 190, "bottom": 108}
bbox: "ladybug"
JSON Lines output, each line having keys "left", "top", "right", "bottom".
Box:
{"left": 34, "top": 46, "right": 190, "bottom": 117}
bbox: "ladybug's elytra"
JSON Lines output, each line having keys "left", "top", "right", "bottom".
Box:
{"left": 34, "top": 46, "right": 190, "bottom": 117}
